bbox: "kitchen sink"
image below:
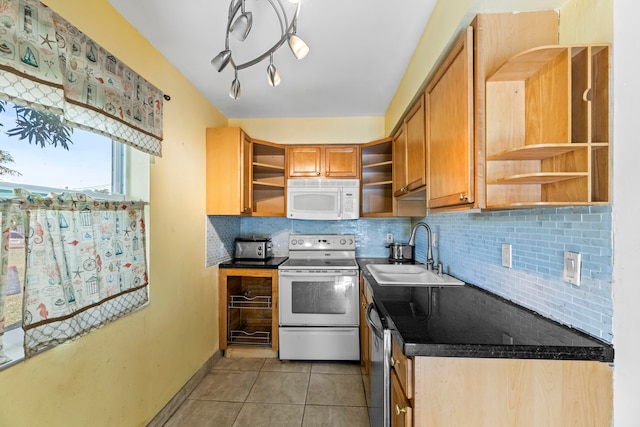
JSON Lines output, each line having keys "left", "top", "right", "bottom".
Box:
{"left": 366, "top": 263, "right": 464, "bottom": 286}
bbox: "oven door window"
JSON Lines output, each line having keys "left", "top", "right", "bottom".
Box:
{"left": 291, "top": 280, "right": 347, "bottom": 315}
{"left": 279, "top": 273, "right": 359, "bottom": 326}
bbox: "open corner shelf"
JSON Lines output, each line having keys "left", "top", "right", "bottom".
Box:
{"left": 485, "top": 44, "right": 610, "bottom": 208}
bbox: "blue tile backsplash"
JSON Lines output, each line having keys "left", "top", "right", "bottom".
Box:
{"left": 207, "top": 205, "right": 613, "bottom": 343}
{"left": 412, "top": 206, "right": 613, "bottom": 342}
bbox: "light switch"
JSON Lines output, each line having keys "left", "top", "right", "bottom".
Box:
{"left": 563, "top": 251, "right": 581, "bottom": 286}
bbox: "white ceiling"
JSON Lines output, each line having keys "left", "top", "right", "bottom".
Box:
{"left": 107, "top": 0, "right": 570, "bottom": 120}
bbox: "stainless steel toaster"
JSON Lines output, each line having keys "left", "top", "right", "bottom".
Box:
{"left": 234, "top": 237, "right": 273, "bottom": 260}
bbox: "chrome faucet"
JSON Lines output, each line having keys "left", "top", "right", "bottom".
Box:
{"left": 408, "top": 221, "right": 434, "bottom": 270}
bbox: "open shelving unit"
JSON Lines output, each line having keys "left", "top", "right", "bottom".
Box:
{"left": 251, "top": 140, "right": 286, "bottom": 216}
{"left": 485, "top": 44, "right": 609, "bottom": 208}
{"left": 361, "top": 138, "right": 394, "bottom": 216}
{"left": 225, "top": 275, "right": 274, "bottom": 347}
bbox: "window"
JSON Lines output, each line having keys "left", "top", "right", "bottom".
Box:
{"left": 0, "top": 100, "right": 126, "bottom": 199}
{"left": 0, "top": 100, "right": 129, "bottom": 368}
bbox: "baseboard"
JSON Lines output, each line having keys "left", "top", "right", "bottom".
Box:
{"left": 147, "top": 351, "right": 222, "bottom": 427}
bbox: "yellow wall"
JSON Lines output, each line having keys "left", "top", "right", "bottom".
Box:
{"left": 385, "top": 0, "right": 474, "bottom": 134}
{"left": 0, "top": 1, "right": 226, "bottom": 426}
{"left": 229, "top": 117, "right": 384, "bottom": 144}
{"left": 559, "top": 0, "right": 613, "bottom": 43}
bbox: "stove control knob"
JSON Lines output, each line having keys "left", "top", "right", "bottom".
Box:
{"left": 297, "top": 239, "right": 304, "bottom": 245}
{"left": 348, "top": 238, "right": 354, "bottom": 245}
{"left": 340, "top": 239, "right": 346, "bottom": 245}
{"left": 291, "top": 239, "right": 297, "bottom": 245}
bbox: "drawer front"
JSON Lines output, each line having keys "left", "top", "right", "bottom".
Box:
{"left": 391, "top": 370, "right": 413, "bottom": 427}
{"left": 391, "top": 337, "right": 413, "bottom": 399}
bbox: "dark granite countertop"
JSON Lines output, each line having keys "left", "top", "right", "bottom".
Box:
{"left": 358, "top": 258, "right": 614, "bottom": 362}
{"left": 219, "top": 257, "right": 288, "bottom": 269}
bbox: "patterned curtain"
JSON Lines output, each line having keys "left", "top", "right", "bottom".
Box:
{"left": 16, "top": 190, "right": 149, "bottom": 358}
{"left": 0, "top": 0, "right": 164, "bottom": 156}
{"left": 0, "top": 202, "right": 14, "bottom": 365}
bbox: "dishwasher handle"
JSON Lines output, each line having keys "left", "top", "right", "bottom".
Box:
{"left": 365, "top": 303, "right": 385, "bottom": 340}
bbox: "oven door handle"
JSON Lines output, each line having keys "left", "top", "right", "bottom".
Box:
{"left": 278, "top": 270, "right": 359, "bottom": 277}
{"left": 365, "top": 303, "right": 385, "bottom": 340}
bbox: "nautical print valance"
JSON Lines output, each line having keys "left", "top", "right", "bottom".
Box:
{"left": 0, "top": 0, "right": 164, "bottom": 156}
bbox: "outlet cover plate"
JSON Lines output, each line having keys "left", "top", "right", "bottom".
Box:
{"left": 563, "top": 251, "right": 581, "bottom": 286}
{"left": 502, "top": 244, "right": 512, "bottom": 268}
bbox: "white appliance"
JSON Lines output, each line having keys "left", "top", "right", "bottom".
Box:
{"left": 278, "top": 234, "right": 360, "bottom": 360}
{"left": 286, "top": 179, "right": 360, "bottom": 220}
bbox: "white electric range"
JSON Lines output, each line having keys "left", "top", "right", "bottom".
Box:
{"left": 278, "top": 234, "right": 360, "bottom": 360}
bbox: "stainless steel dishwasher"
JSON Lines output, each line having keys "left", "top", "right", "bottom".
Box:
{"left": 365, "top": 299, "right": 391, "bottom": 427}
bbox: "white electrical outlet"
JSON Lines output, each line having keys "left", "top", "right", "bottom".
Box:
{"left": 432, "top": 233, "right": 438, "bottom": 248}
{"left": 563, "top": 251, "right": 581, "bottom": 286}
{"left": 502, "top": 244, "right": 512, "bottom": 268}
{"left": 386, "top": 233, "right": 394, "bottom": 244}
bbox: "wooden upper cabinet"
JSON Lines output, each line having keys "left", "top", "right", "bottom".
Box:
{"left": 287, "top": 145, "right": 360, "bottom": 178}
{"left": 485, "top": 44, "right": 610, "bottom": 208}
{"left": 325, "top": 146, "right": 360, "bottom": 178}
{"left": 206, "top": 127, "right": 252, "bottom": 215}
{"left": 426, "top": 27, "right": 474, "bottom": 209}
{"left": 207, "top": 128, "right": 286, "bottom": 216}
{"left": 473, "top": 11, "right": 560, "bottom": 209}
{"left": 393, "top": 94, "right": 426, "bottom": 198}
{"left": 404, "top": 95, "right": 427, "bottom": 192}
{"left": 287, "top": 146, "right": 322, "bottom": 177}
{"left": 392, "top": 126, "right": 408, "bottom": 197}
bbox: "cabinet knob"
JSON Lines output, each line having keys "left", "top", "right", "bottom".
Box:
{"left": 401, "top": 187, "right": 407, "bottom": 193}
{"left": 459, "top": 193, "right": 467, "bottom": 201}
{"left": 395, "top": 404, "right": 408, "bottom": 415}
{"left": 326, "top": 172, "right": 329, "bottom": 177}
{"left": 390, "top": 356, "right": 400, "bottom": 367}
{"left": 317, "top": 172, "right": 321, "bottom": 176}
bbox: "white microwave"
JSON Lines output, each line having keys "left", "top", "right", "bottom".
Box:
{"left": 287, "top": 179, "right": 360, "bottom": 220}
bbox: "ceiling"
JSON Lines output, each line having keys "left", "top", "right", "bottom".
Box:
{"left": 108, "top": 0, "right": 570, "bottom": 120}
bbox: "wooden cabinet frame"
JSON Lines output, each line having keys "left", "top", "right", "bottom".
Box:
{"left": 218, "top": 268, "right": 279, "bottom": 358}
{"left": 287, "top": 145, "right": 360, "bottom": 179}
{"left": 426, "top": 27, "right": 474, "bottom": 209}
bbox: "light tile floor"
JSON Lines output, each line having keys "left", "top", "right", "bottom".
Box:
{"left": 164, "top": 358, "right": 371, "bottom": 427}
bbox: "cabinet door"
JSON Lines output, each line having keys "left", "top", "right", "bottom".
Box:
{"left": 324, "top": 146, "right": 360, "bottom": 178}
{"left": 206, "top": 127, "right": 250, "bottom": 215}
{"left": 404, "top": 94, "right": 427, "bottom": 192}
{"left": 391, "top": 371, "right": 413, "bottom": 427}
{"left": 288, "top": 146, "right": 322, "bottom": 177}
{"left": 242, "top": 134, "right": 253, "bottom": 214}
{"left": 392, "top": 125, "right": 408, "bottom": 197}
{"left": 426, "top": 27, "right": 474, "bottom": 209}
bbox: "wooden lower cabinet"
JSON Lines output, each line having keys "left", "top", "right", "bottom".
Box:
{"left": 218, "top": 268, "right": 279, "bottom": 358}
{"left": 391, "top": 370, "right": 413, "bottom": 427}
{"left": 410, "top": 356, "right": 612, "bottom": 426}
{"left": 359, "top": 276, "right": 370, "bottom": 375}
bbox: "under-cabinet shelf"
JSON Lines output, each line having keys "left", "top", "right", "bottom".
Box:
{"left": 362, "top": 160, "right": 393, "bottom": 171}
{"left": 487, "top": 143, "right": 590, "bottom": 161}
{"left": 228, "top": 294, "right": 272, "bottom": 309}
{"left": 488, "top": 172, "right": 588, "bottom": 185}
{"left": 229, "top": 325, "right": 272, "bottom": 346}
{"left": 363, "top": 181, "right": 393, "bottom": 189}
{"left": 253, "top": 178, "right": 285, "bottom": 188}
{"left": 253, "top": 162, "right": 285, "bottom": 172}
